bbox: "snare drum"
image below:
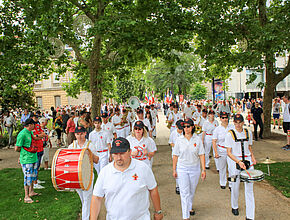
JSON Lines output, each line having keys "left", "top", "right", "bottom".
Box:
{"left": 240, "top": 169, "right": 264, "bottom": 182}
{"left": 51, "top": 148, "right": 93, "bottom": 191}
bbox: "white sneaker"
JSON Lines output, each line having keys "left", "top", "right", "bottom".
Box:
{"left": 38, "top": 180, "right": 45, "bottom": 184}
{"left": 34, "top": 184, "right": 45, "bottom": 189}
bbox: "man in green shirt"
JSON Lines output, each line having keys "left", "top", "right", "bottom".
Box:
{"left": 15, "top": 118, "right": 46, "bottom": 203}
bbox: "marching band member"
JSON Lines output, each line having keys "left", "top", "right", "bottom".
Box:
{"left": 194, "top": 109, "right": 208, "bottom": 138}
{"left": 202, "top": 110, "right": 219, "bottom": 169}
{"left": 111, "top": 108, "right": 125, "bottom": 138}
{"left": 169, "top": 119, "right": 184, "bottom": 194}
{"left": 101, "top": 112, "right": 117, "bottom": 144}
{"left": 127, "top": 121, "right": 156, "bottom": 168}
{"left": 133, "top": 109, "right": 152, "bottom": 137}
{"left": 89, "top": 116, "right": 111, "bottom": 174}
{"left": 122, "top": 108, "right": 131, "bottom": 138}
{"left": 68, "top": 126, "right": 99, "bottom": 220}
{"left": 183, "top": 101, "right": 195, "bottom": 119}
{"left": 168, "top": 104, "right": 182, "bottom": 134}
{"left": 172, "top": 118, "right": 206, "bottom": 220}
{"left": 150, "top": 104, "right": 159, "bottom": 138}
{"left": 192, "top": 105, "right": 202, "bottom": 121}
{"left": 225, "top": 114, "right": 256, "bottom": 220}
{"left": 166, "top": 104, "right": 174, "bottom": 120}
{"left": 212, "top": 112, "right": 234, "bottom": 189}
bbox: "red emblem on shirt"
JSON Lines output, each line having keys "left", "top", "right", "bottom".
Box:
{"left": 132, "top": 173, "right": 138, "bottom": 180}
{"left": 100, "top": 136, "right": 103, "bottom": 139}
{"left": 194, "top": 143, "right": 197, "bottom": 147}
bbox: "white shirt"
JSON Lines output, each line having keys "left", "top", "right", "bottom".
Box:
{"left": 168, "top": 112, "right": 182, "bottom": 127}
{"left": 183, "top": 105, "right": 195, "bottom": 119}
{"left": 166, "top": 109, "right": 173, "bottom": 118}
{"left": 212, "top": 124, "right": 235, "bottom": 153}
{"left": 173, "top": 134, "right": 205, "bottom": 167}
{"left": 89, "top": 129, "right": 110, "bottom": 152}
{"left": 194, "top": 116, "right": 207, "bottom": 127}
{"left": 68, "top": 139, "right": 97, "bottom": 155}
{"left": 127, "top": 135, "right": 156, "bottom": 167}
{"left": 150, "top": 109, "right": 158, "bottom": 121}
{"left": 4, "top": 115, "right": 16, "bottom": 127}
{"left": 169, "top": 129, "right": 183, "bottom": 146}
{"left": 283, "top": 103, "right": 290, "bottom": 122}
{"left": 225, "top": 128, "right": 253, "bottom": 157}
{"left": 202, "top": 119, "right": 219, "bottom": 135}
{"left": 192, "top": 111, "right": 202, "bottom": 121}
{"left": 111, "top": 114, "right": 122, "bottom": 129}
{"left": 101, "top": 122, "right": 116, "bottom": 142}
{"left": 93, "top": 159, "right": 157, "bottom": 220}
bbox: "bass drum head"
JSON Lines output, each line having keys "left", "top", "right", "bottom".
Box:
{"left": 79, "top": 149, "right": 93, "bottom": 190}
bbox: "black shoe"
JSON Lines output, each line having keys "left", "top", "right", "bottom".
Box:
{"left": 206, "top": 167, "right": 210, "bottom": 169}
{"left": 255, "top": 138, "right": 258, "bottom": 141}
{"left": 217, "top": 170, "right": 219, "bottom": 173}
{"left": 232, "top": 208, "right": 239, "bottom": 216}
{"left": 260, "top": 136, "right": 263, "bottom": 139}
{"left": 273, "top": 126, "right": 275, "bottom": 129}
{"left": 175, "top": 187, "right": 180, "bottom": 195}
{"left": 220, "top": 186, "right": 226, "bottom": 189}
{"left": 229, "top": 187, "right": 231, "bottom": 192}
{"left": 246, "top": 218, "right": 253, "bottom": 220}
{"left": 190, "top": 210, "right": 195, "bottom": 216}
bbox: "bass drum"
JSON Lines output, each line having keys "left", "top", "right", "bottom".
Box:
{"left": 51, "top": 148, "right": 93, "bottom": 191}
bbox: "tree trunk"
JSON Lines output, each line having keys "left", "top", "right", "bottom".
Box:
{"left": 90, "top": 67, "right": 102, "bottom": 118}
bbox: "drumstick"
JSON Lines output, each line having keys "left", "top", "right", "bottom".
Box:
{"left": 245, "top": 170, "right": 252, "bottom": 178}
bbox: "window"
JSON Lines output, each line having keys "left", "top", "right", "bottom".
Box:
{"left": 53, "top": 72, "right": 60, "bottom": 83}
{"left": 36, "top": 97, "right": 43, "bottom": 109}
{"left": 54, "top": 96, "right": 61, "bottom": 107}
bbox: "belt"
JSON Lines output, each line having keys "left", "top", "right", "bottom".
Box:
{"left": 97, "top": 149, "right": 108, "bottom": 153}
{"left": 237, "top": 155, "right": 249, "bottom": 158}
{"left": 218, "top": 144, "right": 226, "bottom": 149}
{"left": 116, "top": 127, "right": 124, "bottom": 130}
{"left": 124, "top": 125, "right": 130, "bottom": 128}
{"left": 171, "top": 125, "right": 175, "bottom": 127}
{"left": 206, "top": 133, "right": 212, "bottom": 136}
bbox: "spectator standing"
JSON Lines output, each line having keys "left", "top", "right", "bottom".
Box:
{"left": 66, "top": 112, "right": 76, "bottom": 145}
{"left": 20, "top": 109, "right": 30, "bottom": 125}
{"left": 282, "top": 95, "right": 290, "bottom": 150}
{"left": 4, "top": 111, "right": 17, "bottom": 146}
{"left": 40, "top": 118, "right": 52, "bottom": 170}
{"left": 251, "top": 102, "right": 264, "bottom": 141}
{"left": 61, "top": 110, "right": 70, "bottom": 147}
{"left": 272, "top": 98, "right": 282, "bottom": 129}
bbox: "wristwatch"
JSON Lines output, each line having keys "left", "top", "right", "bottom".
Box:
{"left": 154, "top": 210, "right": 162, "bottom": 214}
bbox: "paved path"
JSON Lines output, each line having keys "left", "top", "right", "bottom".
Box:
{"left": 0, "top": 112, "right": 289, "bottom": 219}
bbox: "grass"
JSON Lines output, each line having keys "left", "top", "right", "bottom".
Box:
{"left": 255, "top": 162, "right": 290, "bottom": 198}
{"left": 0, "top": 168, "right": 81, "bottom": 220}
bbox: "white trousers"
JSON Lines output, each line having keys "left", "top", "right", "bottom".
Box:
{"left": 228, "top": 158, "right": 255, "bottom": 219}
{"left": 204, "top": 135, "right": 219, "bottom": 169}
{"left": 76, "top": 178, "right": 94, "bottom": 220}
{"left": 172, "top": 150, "right": 179, "bottom": 187}
{"left": 177, "top": 165, "right": 200, "bottom": 219}
{"left": 115, "top": 128, "right": 125, "bottom": 138}
{"left": 93, "top": 151, "right": 109, "bottom": 175}
{"left": 216, "top": 150, "right": 228, "bottom": 186}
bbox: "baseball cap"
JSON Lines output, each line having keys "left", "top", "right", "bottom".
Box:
{"left": 101, "top": 112, "right": 108, "bottom": 118}
{"left": 233, "top": 114, "right": 244, "bottom": 122}
{"left": 176, "top": 120, "right": 184, "bottom": 130}
{"left": 134, "top": 121, "right": 145, "bottom": 129}
{"left": 220, "top": 111, "right": 229, "bottom": 117}
{"left": 30, "top": 113, "right": 39, "bottom": 118}
{"left": 24, "top": 118, "right": 36, "bottom": 126}
{"left": 183, "top": 118, "right": 194, "bottom": 126}
{"left": 93, "top": 116, "right": 102, "bottom": 122}
{"left": 110, "top": 137, "right": 130, "bottom": 154}
{"left": 74, "top": 126, "right": 87, "bottom": 133}
{"left": 208, "top": 110, "right": 215, "bottom": 115}
{"left": 137, "top": 109, "right": 143, "bottom": 114}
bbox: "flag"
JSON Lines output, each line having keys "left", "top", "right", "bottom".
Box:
{"left": 145, "top": 90, "right": 149, "bottom": 103}
{"left": 169, "top": 90, "right": 173, "bottom": 103}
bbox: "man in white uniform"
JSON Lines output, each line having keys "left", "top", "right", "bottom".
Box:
{"left": 111, "top": 108, "right": 125, "bottom": 138}
{"left": 168, "top": 105, "right": 182, "bottom": 134}
{"left": 168, "top": 119, "right": 184, "bottom": 194}
{"left": 101, "top": 112, "right": 117, "bottom": 143}
{"left": 192, "top": 105, "right": 202, "bottom": 121}
{"left": 68, "top": 127, "right": 99, "bottom": 220}
{"left": 166, "top": 104, "right": 174, "bottom": 120}
{"left": 282, "top": 95, "right": 290, "bottom": 150}
{"left": 90, "top": 137, "right": 163, "bottom": 220}
{"left": 183, "top": 101, "right": 195, "bottom": 119}
{"left": 225, "top": 114, "right": 256, "bottom": 220}
{"left": 150, "top": 104, "right": 159, "bottom": 138}
{"left": 89, "top": 116, "right": 111, "bottom": 174}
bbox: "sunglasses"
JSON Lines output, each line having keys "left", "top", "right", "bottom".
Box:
{"left": 134, "top": 127, "right": 142, "bottom": 131}
{"left": 183, "top": 125, "right": 191, "bottom": 128}
{"left": 221, "top": 117, "right": 228, "bottom": 119}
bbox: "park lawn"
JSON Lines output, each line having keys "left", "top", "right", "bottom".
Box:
{"left": 255, "top": 162, "right": 290, "bottom": 198}
{"left": 0, "top": 168, "right": 81, "bottom": 220}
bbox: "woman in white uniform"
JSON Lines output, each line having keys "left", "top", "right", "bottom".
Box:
{"left": 168, "top": 104, "right": 183, "bottom": 134}
{"left": 127, "top": 120, "right": 156, "bottom": 168}
{"left": 212, "top": 111, "right": 234, "bottom": 189}
{"left": 202, "top": 110, "right": 219, "bottom": 169}
{"left": 225, "top": 114, "right": 256, "bottom": 220}
{"left": 173, "top": 118, "right": 206, "bottom": 220}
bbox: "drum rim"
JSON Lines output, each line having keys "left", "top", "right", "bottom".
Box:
{"left": 51, "top": 148, "right": 62, "bottom": 191}
{"left": 78, "top": 148, "right": 94, "bottom": 190}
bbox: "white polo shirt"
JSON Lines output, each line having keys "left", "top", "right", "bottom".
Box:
{"left": 173, "top": 134, "right": 205, "bottom": 167}
{"left": 111, "top": 114, "right": 122, "bottom": 129}
{"left": 127, "top": 135, "right": 155, "bottom": 167}
{"left": 150, "top": 109, "right": 158, "bottom": 121}
{"left": 212, "top": 124, "right": 235, "bottom": 153}
{"left": 168, "top": 112, "right": 182, "bottom": 127}
{"left": 93, "top": 159, "right": 157, "bottom": 220}
{"left": 89, "top": 130, "right": 110, "bottom": 152}
{"left": 194, "top": 116, "right": 207, "bottom": 127}
{"left": 168, "top": 129, "right": 183, "bottom": 146}
{"left": 183, "top": 105, "right": 195, "bottom": 119}
{"left": 225, "top": 128, "right": 253, "bottom": 158}
{"left": 101, "top": 121, "right": 116, "bottom": 143}
{"left": 68, "top": 140, "right": 97, "bottom": 155}
{"left": 283, "top": 103, "right": 290, "bottom": 122}
{"left": 202, "top": 119, "right": 219, "bottom": 135}
{"left": 192, "top": 111, "right": 201, "bottom": 121}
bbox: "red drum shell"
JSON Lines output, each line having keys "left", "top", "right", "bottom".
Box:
{"left": 51, "top": 148, "right": 93, "bottom": 191}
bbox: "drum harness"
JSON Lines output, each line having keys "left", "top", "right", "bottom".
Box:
{"left": 228, "top": 128, "right": 251, "bottom": 182}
